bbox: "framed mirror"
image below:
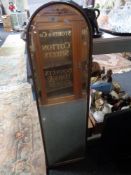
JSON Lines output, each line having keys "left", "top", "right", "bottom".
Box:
{"left": 26, "top": 1, "right": 92, "bottom": 168}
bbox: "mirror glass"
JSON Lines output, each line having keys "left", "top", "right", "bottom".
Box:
{"left": 27, "top": 2, "right": 92, "bottom": 168}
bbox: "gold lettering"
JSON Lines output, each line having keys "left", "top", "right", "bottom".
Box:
{"left": 45, "top": 68, "right": 72, "bottom": 89}
{"left": 42, "top": 42, "right": 71, "bottom": 51}
{"left": 40, "top": 30, "right": 72, "bottom": 38}
{"left": 65, "top": 42, "right": 70, "bottom": 49}
{"left": 39, "top": 32, "right": 48, "bottom": 38}
{"left": 44, "top": 49, "right": 70, "bottom": 58}
{"left": 42, "top": 45, "right": 48, "bottom": 51}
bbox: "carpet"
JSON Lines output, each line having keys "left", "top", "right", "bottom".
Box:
{"left": 93, "top": 53, "right": 131, "bottom": 74}
{"left": 0, "top": 34, "right": 46, "bottom": 175}
{"left": 0, "top": 35, "right": 27, "bottom": 86}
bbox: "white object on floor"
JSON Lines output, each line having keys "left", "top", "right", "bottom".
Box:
{"left": 93, "top": 111, "right": 105, "bottom": 123}
{"left": 93, "top": 103, "right": 112, "bottom": 123}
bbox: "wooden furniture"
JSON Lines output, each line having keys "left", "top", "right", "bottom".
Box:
{"left": 93, "top": 33, "right": 131, "bottom": 54}
{"left": 1, "top": 15, "right": 13, "bottom": 32}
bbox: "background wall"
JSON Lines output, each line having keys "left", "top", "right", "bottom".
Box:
{"left": 28, "top": 0, "right": 84, "bottom": 15}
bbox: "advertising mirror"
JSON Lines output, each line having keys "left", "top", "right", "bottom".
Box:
{"left": 26, "top": 1, "right": 92, "bottom": 168}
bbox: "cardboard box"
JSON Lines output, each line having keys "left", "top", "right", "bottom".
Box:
{"left": 4, "top": 27, "right": 13, "bottom": 32}
{"left": 2, "top": 15, "right": 12, "bottom": 28}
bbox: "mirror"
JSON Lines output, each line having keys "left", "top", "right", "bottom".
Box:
{"left": 26, "top": 1, "right": 92, "bottom": 168}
